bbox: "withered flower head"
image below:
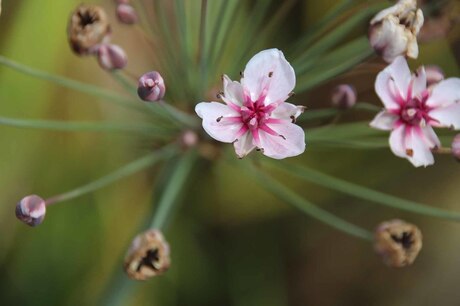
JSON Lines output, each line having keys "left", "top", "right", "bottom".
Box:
{"left": 68, "top": 4, "right": 111, "bottom": 55}
{"left": 374, "top": 219, "right": 422, "bottom": 268}
{"left": 369, "top": 0, "right": 424, "bottom": 63}
{"left": 124, "top": 229, "right": 171, "bottom": 281}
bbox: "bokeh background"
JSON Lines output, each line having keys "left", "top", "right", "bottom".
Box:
{"left": 1, "top": 0, "right": 460, "bottom": 305}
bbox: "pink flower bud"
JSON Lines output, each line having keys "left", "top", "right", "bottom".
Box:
{"left": 116, "top": 4, "right": 138, "bottom": 24}
{"left": 425, "top": 65, "right": 444, "bottom": 87}
{"left": 96, "top": 44, "right": 127, "bottom": 70}
{"left": 331, "top": 84, "right": 357, "bottom": 109}
{"left": 16, "top": 195, "right": 46, "bottom": 227}
{"left": 137, "top": 71, "right": 166, "bottom": 102}
{"left": 452, "top": 134, "right": 460, "bottom": 161}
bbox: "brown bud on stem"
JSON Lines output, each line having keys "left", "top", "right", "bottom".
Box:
{"left": 124, "top": 229, "right": 170, "bottom": 281}
{"left": 68, "top": 4, "right": 111, "bottom": 55}
{"left": 374, "top": 219, "right": 422, "bottom": 268}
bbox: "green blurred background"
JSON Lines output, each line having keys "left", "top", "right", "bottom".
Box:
{"left": 1, "top": 0, "right": 460, "bottom": 305}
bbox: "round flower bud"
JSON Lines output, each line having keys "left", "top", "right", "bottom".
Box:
{"left": 374, "top": 219, "right": 422, "bottom": 268}
{"left": 116, "top": 4, "right": 138, "bottom": 25}
{"left": 451, "top": 134, "right": 460, "bottom": 161}
{"left": 68, "top": 4, "right": 111, "bottom": 55}
{"left": 15, "top": 195, "right": 46, "bottom": 227}
{"left": 331, "top": 84, "right": 357, "bottom": 109}
{"left": 96, "top": 44, "right": 127, "bottom": 70}
{"left": 124, "top": 229, "right": 170, "bottom": 281}
{"left": 181, "top": 130, "right": 199, "bottom": 148}
{"left": 137, "top": 71, "right": 166, "bottom": 102}
{"left": 425, "top": 65, "right": 444, "bottom": 87}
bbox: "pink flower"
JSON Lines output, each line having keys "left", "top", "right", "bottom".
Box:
{"left": 370, "top": 56, "right": 460, "bottom": 167}
{"left": 195, "top": 49, "right": 306, "bottom": 159}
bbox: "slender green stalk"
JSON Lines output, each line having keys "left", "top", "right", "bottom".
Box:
{"left": 0, "top": 55, "right": 145, "bottom": 113}
{"left": 151, "top": 149, "right": 198, "bottom": 229}
{"left": 267, "top": 161, "right": 460, "bottom": 222}
{"left": 297, "top": 102, "right": 380, "bottom": 123}
{"left": 0, "top": 116, "right": 173, "bottom": 136}
{"left": 198, "top": 0, "right": 209, "bottom": 94}
{"left": 241, "top": 160, "right": 373, "bottom": 240}
{"left": 45, "top": 147, "right": 176, "bottom": 205}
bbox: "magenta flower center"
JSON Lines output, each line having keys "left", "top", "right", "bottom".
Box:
{"left": 399, "top": 91, "right": 433, "bottom": 126}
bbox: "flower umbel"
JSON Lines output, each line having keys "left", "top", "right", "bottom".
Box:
{"left": 370, "top": 56, "right": 460, "bottom": 167}
{"left": 369, "top": 0, "right": 424, "bottom": 63}
{"left": 195, "top": 49, "right": 306, "bottom": 159}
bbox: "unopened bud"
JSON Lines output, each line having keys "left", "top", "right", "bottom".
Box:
{"left": 331, "top": 84, "right": 356, "bottom": 109}
{"left": 116, "top": 4, "right": 138, "bottom": 25}
{"left": 15, "top": 195, "right": 46, "bottom": 227}
{"left": 374, "top": 219, "right": 422, "bottom": 268}
{"left": 68, "top": 4, "right": 111, "bottom": 55}
{"left": 137, "top": 71, "right": 166, "bottom": 102}
{"left": 181, "top": 130, "right": 199, "bottom": 148}
{"left": 451, "top": 134, "right": 460, "bottom": 161}
{"left": 96, "top": 44, "right": 127, "bottom": 70}
{"left": 425, "top": 65, "right": 444, "bottom": 87}
{"left": 369, "top": 0, "right": 424, "bottom": 63}
{"left": 124, "top": 229, "right": 170, "bottom": 281}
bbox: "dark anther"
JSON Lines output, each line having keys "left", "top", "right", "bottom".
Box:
{"left": 290, "top": 115, "right": 296, "bottom": 123}
{"left": 216, "top": 92, "right": 224, "bottom": 99}
{"left": 216, "top": 116, "right": 223, "bottom": 122}
{"left": 78, "top": 11, "right": 97, "bottom": 27}
{"left": 136, "top": 248, "right": 159, "bottom": 272}
{"left": 268, "top": 71, "right": 273, "bottom": 77}
{"left": 391, "top": 232, "right": 414, "bottom": 249}
{"left": 279, "top": 134, "right": 286, "bottom": 140}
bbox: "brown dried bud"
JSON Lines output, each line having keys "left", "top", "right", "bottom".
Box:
{"left": 124, "top": 229, "right": 170, "bottom": 281}
{"left": 374, "top": 219, "right": 422, "bottom": 268}
{"left": 68, "top": 4, "right": 111, "bottom": 55}
{"left": 16, "top": 195, "right": 46, "bottom": 227}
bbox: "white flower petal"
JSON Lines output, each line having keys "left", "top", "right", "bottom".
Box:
{"left": 370, "top": 111, "right": 399, "bottom": 130}
{"left": 389, "top": 124, "right": 407, "bottom": 158}
{"left": 426, "top": 78, "right": 460, "bottom": 108}
{"left": 411, "top": 66, "right": 426, "bottom": 98}
{"left": 242, "top": 48, "right": 295, "bottom": 105}
{"left": 428, "top": 102, "right": 460, "bottom": 129}
{"left": 222, "top": 74, "right": 244, "bottom": 106}
{"left": 420, "top": 125, "right": 441, "bottom": 149}
{"left": 271, "top": 102, "right": 305, "bottom": 121}
{"left": 258, "top": 123, "right": 305, "bottom": 159}
{"left": 195, "top": 102, "right": 242, "bottom": 143}
{"left": 233, "top": 132, "right": 256, "bottom": 158}
{"left": 375, "top": 56, "right": 411, "bottom": 110}
{"left": 405, "top": 127, "right": 435, "bottom": 167}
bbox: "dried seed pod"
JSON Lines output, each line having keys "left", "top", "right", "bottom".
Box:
{"left": 124, "top": 229, "right": 170, "bottom": 281}
{"left": 16, "top": 195, "right": 46, "bottom": 227}
{"left": 331, "top": 84, "right": 357, "bottom": 109}
{"left": 96, "top": 44, "right": 127, "bottom": 70}
{"left": 374, "top": 219, "right": 422, "bottom": 267}
{"left": 116, "top": 4, "right": 138, "bottom": 25}
{"left": 68, "top": 4, "right": 111, "bottom": 55}
{"left": 137, "top": 71, "right": 166, "bottom": 102}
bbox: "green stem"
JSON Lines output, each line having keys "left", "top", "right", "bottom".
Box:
{"left": 0, "top": 55, "right": 145, "bottom": 113}
{"left": 267, "top": 161, "right": 460, "bottom": 222}
{"left": 199, "top": 0, "right": 209, "bottom": 94}
{"left": 0, "top": 116, "right": 172, "bottom": 136}
{"left": 150, "top": 149, "right": 198, "bottom": 229}
{"left": 45, "top": 148, "right": 175, "bottom": 205}
{"left": 240, "top": 160, "right": 373, "bottom": 240}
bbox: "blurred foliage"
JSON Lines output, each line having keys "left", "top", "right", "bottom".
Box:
{"left": 1, "top": 0, "right": 460, "bottom": 306}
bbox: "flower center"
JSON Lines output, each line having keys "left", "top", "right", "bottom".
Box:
{"left": 240, "top": 101, "right": 271, "bottom": 129}
{"left": 400, "top": 93, "right": 432, "bottom": 126}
